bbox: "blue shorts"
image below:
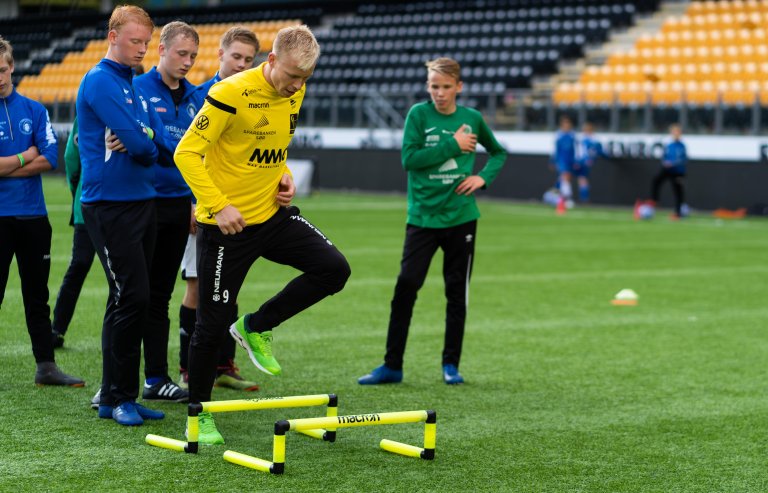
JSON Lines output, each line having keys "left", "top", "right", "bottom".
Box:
{"left": 555, "top": 161, "right": 574, "bottom": 174}
{"left": 572, "top": 162, "right": 591, "bottom": 178}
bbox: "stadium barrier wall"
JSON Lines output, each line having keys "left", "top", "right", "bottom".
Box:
{"left": 290, "top": 148, "right": 767, "bottom": 212}
{"left": 49, "top": 127, "right": 767, "bottom": 212}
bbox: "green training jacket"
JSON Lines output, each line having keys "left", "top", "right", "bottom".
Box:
{"left": 401, "top": 101, "right": 508, "bottom": 228}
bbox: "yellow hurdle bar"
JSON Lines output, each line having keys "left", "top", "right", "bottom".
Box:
{"left": 146, "top": 434, "right": 187, "bottom": 452}
{"left": 202, "top": 394, "right": 332, "bottom": 413}
{"left": 223, "top": 450, "right": 273, "bottom": 473}
{"left": 379, "top": 439, "right": 423, "bottom": 458}
{"left": 287, "top": 410, "right": 428, "bottom": 432}
{"left": 226, "top": 410, "right": 435, "bottom": 474}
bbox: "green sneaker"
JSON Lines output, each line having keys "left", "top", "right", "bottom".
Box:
{"left": 186, "top": 412, "right": 224, "bottom": 445}
{"left": 229, "top": 316, "right": 282, "bottom": 376}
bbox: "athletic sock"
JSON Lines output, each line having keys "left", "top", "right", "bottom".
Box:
{"left": 560, "top": 179, "right": 572, "bottom": 199}
{"left": 579, "top": 184, "right": 589, "bottom": 202}
{"left": 179, "top": 304, "right": 196, "bottom": 372}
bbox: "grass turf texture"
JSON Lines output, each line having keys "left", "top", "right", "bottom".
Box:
{"left": 2, "top": 175, "right": 768, "bottom": 492}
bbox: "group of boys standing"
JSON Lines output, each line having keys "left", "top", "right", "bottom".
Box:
{"left": 2, "top": 4, "right": 507, "bottom": 444}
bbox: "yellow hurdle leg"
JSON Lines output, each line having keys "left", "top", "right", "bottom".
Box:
{"left": 379, "top": 439, "right": 424, "bottom": 458}
{"left": 186, "top": 415, "right": 199, "bottom": 443}
{"left": 223, "top": 450, "right": 273, "bottom": 473}
{"left": 146, "top": 434, "right": 187, "bottom": 452}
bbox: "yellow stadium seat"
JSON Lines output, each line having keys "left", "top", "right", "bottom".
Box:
{"left": 651, "top": 81, "right": 683, "bottom": 105}
{"left": 553, "top": 83, "right": 583, "bottom": 106}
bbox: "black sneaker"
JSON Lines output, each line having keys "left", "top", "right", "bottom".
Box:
{"left": 52, "top": 331, "right": 65, "bottom": 349}
{"left": 142, "top": 378, "right": 189, "bottom": 403}
{"left": 35, "top": 362, "right": 85, "bottom": 387}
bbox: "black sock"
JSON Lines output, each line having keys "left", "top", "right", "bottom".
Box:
{"left": 179, "top": 305, "right": 196, "bottom": 372}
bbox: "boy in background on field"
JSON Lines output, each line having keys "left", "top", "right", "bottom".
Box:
{"left": 573, "top": 121, "right": 606, "bottom": 203}
{"left": 358, "top": 57, "right": 507, "bottom": 386}
{"left": 635, "top": 123, "right": 688, "bottom": 220}
{"left": 552, "top": 115, "right": 576, "bottom": 209}
{"left": 651, "top": 123, "right": 688, "bottom": 219}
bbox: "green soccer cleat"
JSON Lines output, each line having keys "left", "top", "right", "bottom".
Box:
{"left": 229, "top": 316, "right": 282, "bottom": 376}
{"left": 215, "top": 366, "right": 260, "bottom": 392}
{"left": 187, "top": 412, "right": 224, "bottom": 445}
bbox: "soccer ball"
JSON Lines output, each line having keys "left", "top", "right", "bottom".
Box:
{"left": 637, "top": 203, "right": 655, "bottom": 220}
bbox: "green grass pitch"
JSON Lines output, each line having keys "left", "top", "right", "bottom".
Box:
{"left": 2, "top": 175, "right": 768, "bottom": 492}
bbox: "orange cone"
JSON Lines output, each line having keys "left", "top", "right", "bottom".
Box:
{"left": 556, "top": 196, "right": 566, "bottom": 215}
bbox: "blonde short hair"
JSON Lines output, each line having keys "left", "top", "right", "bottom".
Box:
{"left": 425, "top": 57, "right": 461, "bottom": 82}
{"left": 273, "top": 25, "right": 320, "bottom": 71}
{"left": 160, "top": 21, "right": 199, "bottom": 47}
{"left": 0, "top": 36, "right": 13, "bottom": 65}
{"left": 108, "top": 5, "right": 154, "bottom": 34}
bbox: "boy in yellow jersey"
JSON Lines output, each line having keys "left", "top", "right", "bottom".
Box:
{"left": 174, "top": 25, "right": 350, "bottom": 444}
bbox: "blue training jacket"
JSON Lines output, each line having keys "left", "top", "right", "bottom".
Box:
{"left": 134, "top": 66, "right": 201, "bottom": 198}
{"left": 76, "top": 58, "right": 174, "bottom": 203}
{"left": 0, "top": 88, "right": 58, "bottom": 216}
{"left": 662, "top": 140, "right": 687, "bottom": 174}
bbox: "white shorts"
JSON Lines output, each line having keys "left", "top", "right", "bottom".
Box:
{"left": 180, "top": 233, "right": 197, "bottom": 280}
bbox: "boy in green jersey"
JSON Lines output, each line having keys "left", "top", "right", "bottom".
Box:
{"left": 358, "top": 57, "right": 507, "bottom": 385}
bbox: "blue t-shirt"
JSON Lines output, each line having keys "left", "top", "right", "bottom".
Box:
{"left": 134, "top": 66, "right": 202, "bottom": 198}
{"left": 576, "top": 135, "right": 606, "bottom": 167}
{"left": 76, "top": 58, "right": 172, "bottom": 203}
{"left": 0, "top": 88, "right": 58, "bottom": 216}
{"left": 662, "top": 140, "right": 687, "bottom": 174}
{"left": 553, "top": 130, "right": 576, "bottom": 172}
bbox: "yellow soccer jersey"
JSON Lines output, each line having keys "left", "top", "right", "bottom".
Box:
{"left": 175, "top": 62, "right": 304, "bottom": 225}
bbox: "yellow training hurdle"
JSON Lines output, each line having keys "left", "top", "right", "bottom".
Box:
{"left": 223, "top": 409, "right": 436, "bottom": 474}
{"left": 145, "top": 393, "right": 338, "bottom": 454}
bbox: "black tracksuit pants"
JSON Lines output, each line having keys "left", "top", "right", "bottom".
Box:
{"left": 384, "top": 220, "right": 477, "bottom": 371}
{"left": 143, "top": 197, "right": 191, "bottom": 380}
{"left": 52, "top": 224, "right": 96, "bottom": 336}
{"left": 0, "top": 216, "right": 55, "bottom": 363}
{"left": 651, "top": 168, "right": 685, "bottom": 216}
{"left": 83, "top": 200, "right": 156, "bottom": 407}
{"left": 188, "top": 206, "right": 350, "bottom": 403}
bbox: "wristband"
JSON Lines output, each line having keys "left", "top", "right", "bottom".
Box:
{"left": 146, "top": 127, "right": 155, "bottom": 140}
{"left": 17, "top": 153, "right": 24, "bottom": 168}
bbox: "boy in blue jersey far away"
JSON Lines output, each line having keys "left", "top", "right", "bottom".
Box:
{"left": 652, "top": 123, "right": 688, "bottom": 219}
{"left": 0, "top": 35, "right": 85, "bottom": 387}
{"left": 573, "top": 122, "right": 607, "bottom": 203}
{"left": 552, "top": 115, "right": 576, "bottom": 209}
{"left": 635, "top": 123, "right": 689, "bottom": 220}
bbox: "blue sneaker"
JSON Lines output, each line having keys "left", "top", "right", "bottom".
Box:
{"left": 442, "top": 364, "right": 464, "bottom": 385}
{"left": 112, "top": 402, "right": 143, "bottom": 426}
{"left": 98, "top": 404, "right": 113, "bottom": 419}
{"left": 357, "top": 365, "right": 402, "bottom": 385}
{"left": 134, "top": 403, "right": 164, "bottom": 420}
